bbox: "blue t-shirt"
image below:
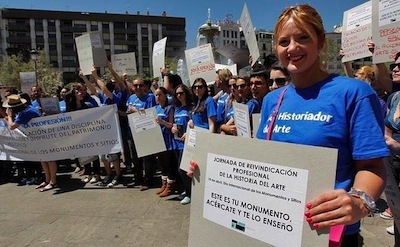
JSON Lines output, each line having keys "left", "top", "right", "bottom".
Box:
{"left": 173, "top": 105, "right": 191, "bottom": 150}
{"left": 216, "top": 92, "right": 229, "bottom": 126}
{"left": 256, "top": 74, "right": 389, "bottom": 235}
{"left": 59, "top": 100, "right": 66, "bottom": 113}
{"left": 156, "top": 105, "right": 175, "bottom": 150}
{"left": 85, "top": 95, "right": 99, "bottom": 108}
{"left": 15, "top": 105, "right": 42, "bottom": 125}
{"left": 98, "top": 91, "right": 121, "bottom": 106}
{"left": 247, "top": 98, "right": 261, "bottom": 115}
{"left": 126, "top": 93, "right": 156, "bottom": 110}
{"left": 192, "top": 96, "right": 217, "bottom": 130}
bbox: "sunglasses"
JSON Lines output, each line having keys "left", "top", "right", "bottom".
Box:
{"left": 236, "top": 84, "right": 248, "bottom": 89}
{"left": 229, "top": 84, "right": 237, "bottom": 89}
{"left": 176, "top": 92, "right": 185, "bottom": 96}
{"left": 133, "top": 84, "right": 144, "bottom": 88}
{"left": 193, "top": 85, "right": 204, "bottom": 90}
{"left": 249, "top": 81, "right": 264, "bottom": 87}
{"left": 268, "top": 78, "right": 287, "bottom": 86}
{"left": 390, "top": 63, "right": 400, "bottom": 71}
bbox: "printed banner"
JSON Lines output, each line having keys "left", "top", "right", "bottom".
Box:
{"left": 0, "top": 105, "right": 122, "bottom": 161}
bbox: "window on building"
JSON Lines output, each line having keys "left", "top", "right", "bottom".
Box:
{"left": 114, "top": 22, "right": 125, "bottom": 29}
{"left": 48, "top": 20, "right": 56, "bottom": 27}
{"left": 73, "top": 20, "right": 86, "bottom": 29}
{"left": 127, "top": 22, "right": 136, "bottom": 29}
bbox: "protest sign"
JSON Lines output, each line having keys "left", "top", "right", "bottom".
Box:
{"left": 127, "top": 107, "right": 166, "bottom": 157}
{"left": 341, "top": 1, "right": 372, "bottom": 62}
{"left": 0, "top": 105, "right": 121, "bottom": 161}
{"left": 19, "top": 72, "right": 36, "bottom": 94}
{"left": 233, "top": 102, "right": 250, "bottom": 138}
{"left": 189, "top": 133, "right": 337, "bottom": 247}
{"left": 185, "top": 44, "right": 216, "bottom": 85}
{"left": 252, "top": 113, "right": 261, "bottom": 136}
{"left": 111, "top": 52, "right": 137, "bottom": 76}
{"left": 240, "top": 3, "right": 260, "bottom": 66}
{"left": 372, "top": 0, "right": 400, "bottom": 63}
{"left": 179, "top": 126, "right": 208, "bottom": 172}
{"left": 40, "top": 97, "right": 61, "bottom": 115}
{"left": 75, "top": 31, "right": 107, "bottom": 75}
{"left": 216, "top": 43, "right": 249, "bottom": 68}
{"left": 152, "top": 37, "right": 167, "bottom": 78}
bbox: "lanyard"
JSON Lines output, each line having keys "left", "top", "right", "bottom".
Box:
{"left": 266, "top": 87, "right": 288, "bottom": 140}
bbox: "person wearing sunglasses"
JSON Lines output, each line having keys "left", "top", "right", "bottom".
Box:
{"left": 220, "top": 76, "right": 241, "bottom": 135}
{"left": 249, "top": 66, "right": 270, "bottom": 106}
{"left": 172, "top": 84, "right": 194, "bottom": 205}
{"left": 190, "top": 78, "right": 217, "bottom": 133}
{"left": 125, "top": 77, "right": 157, "bottom": 191}
{"left": 269, "top": 62, "right": 290, "bottom": 91}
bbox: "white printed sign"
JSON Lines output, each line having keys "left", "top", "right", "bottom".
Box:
{"left": 341, "top": 1, "right": 372, "bottom": 62}
{"left": 203, "top": 153, "right": 308, "bottom": 247}
{"left": 111, "top": 52, "right": 137, "bottom": 76}
{"left": 152, "top": 37, "right": 167, "bottom": 77}
{"left": 185, "top": 44, "right": 216, "bottom": 85}
{"left": 372, "top": 0, "right": 400, "bottom": 63}
{"left": 240, "top": 3, "right": 260, "bottom": 66}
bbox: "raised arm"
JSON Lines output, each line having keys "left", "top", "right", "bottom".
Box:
{"left": 339, "top": 49, "right": 353, "bottom": 77}
{"left": 107, "top": 61, "right": 126, "bottom": 91}
{"left": 91, "top": 66, "right": 113, "bottom": 99}
{"left": 161, "top": 66, "right": 173, "bottom": 94}
{"left": 79, "top": 70, "right": 97, "bottom": 95}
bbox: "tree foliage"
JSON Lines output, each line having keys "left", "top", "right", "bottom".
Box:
{"left": 0, "top": 50, "right": 62, "bottom": 95}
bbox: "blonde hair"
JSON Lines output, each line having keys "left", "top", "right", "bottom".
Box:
{"left": 217, "top": 68, "right": 233, "bottom": 83}
{"left": 274, "top": 4, "right": 326, "bottom": 68}
{"left": 355, "top": 66, "right": 374, "bottom": 83}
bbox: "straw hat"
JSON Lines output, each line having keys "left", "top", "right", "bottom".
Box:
{"left": 2, "top": 94, "right": 27, "bottom": 108}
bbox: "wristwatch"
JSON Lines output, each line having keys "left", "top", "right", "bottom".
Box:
{"left": 348, "top": 187, "right": 376, "bottom": 216}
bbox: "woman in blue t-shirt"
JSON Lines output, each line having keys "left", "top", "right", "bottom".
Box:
{"left": 154, "top": 87, "right": 177, "bottom": 197}
{"left": 190, "top": 78, "right": 217, "bottom": 133}
{"left": 171, "top": 85, "right": 193, "bottom": 205}
{"left": 254, "top": 5, "right": 388, "bottom": 246}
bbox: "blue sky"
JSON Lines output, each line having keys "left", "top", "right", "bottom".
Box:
{"left": 0, "top": 0, "right": 368, "bottom": 48}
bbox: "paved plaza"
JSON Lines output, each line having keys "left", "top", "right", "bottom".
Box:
{"left": 0, "top": 169, "right": 395, "bottom": 247}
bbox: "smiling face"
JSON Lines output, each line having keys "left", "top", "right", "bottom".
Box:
{"left": 250, "top": 75, "right": 268, "bottom": 102}
{"left": 236, "top": 77, "right": 250, "bottom": 100}
{"left": 275, "top": 19, "right": 321, "bottom": 78}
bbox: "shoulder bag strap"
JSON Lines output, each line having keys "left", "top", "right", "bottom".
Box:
{"left": 266, "top": 87, "right": 288, "bottom": 140}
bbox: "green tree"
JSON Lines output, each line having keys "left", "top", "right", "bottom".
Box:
{"left": 0, "top": 54, "right": 30, "bottom": 89}
{"left": 35, "top": 50, "right": 62, "bottom": 95}
{"left": 0, "top": 50, "right": 62, "bottom": 95}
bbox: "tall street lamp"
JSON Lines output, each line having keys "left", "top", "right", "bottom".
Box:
{"left": 30, "top": 49, "right": 38, "bottom": 86}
